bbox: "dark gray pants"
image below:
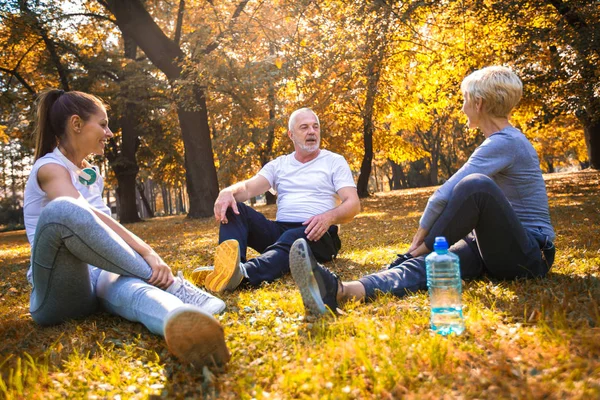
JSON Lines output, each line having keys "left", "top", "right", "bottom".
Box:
{"left": 359, "top": 174, "right": 555, "bottom": 299}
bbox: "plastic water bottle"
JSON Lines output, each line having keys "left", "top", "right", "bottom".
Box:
{"left": 425, "top": 236, "right": 465, "bottom": 335}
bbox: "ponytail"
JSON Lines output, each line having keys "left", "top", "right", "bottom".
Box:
{"left": 33, "top": 89, "right": 63, "bottom": 160}
{"left": 33, "top": 89, "right": 106, "bottom": 160}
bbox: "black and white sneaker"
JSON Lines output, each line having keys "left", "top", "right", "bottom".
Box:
{"left": 289, "top": 238, "right": 340, "bottom": 316}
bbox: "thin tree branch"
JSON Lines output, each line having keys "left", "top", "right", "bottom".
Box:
{"left": 0, "top": 66, "right": 36, "bottom": 95}
{"left": 174, "top": 0, "right": 185, "bottom": 46}
{"left": 45, "top": 13, "right": 116, "bottom": 24}
{"left": 4, "top": 38, "right": 43, "bottom": 91}
{"left": 203, "top": 0, "right": 249, "bottom": 54}
{"left": 20, "top": 1, "right": 71, "bottom": 90}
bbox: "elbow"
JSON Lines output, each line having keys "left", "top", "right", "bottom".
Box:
{"left": 354, "top": 201, "right": 361, "bottom": 217}
{"left": 347, "top": 199, "right": 361, "bottom": 221}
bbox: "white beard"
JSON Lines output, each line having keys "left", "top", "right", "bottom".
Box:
{"left": 294, "top": 137, "right": 320, "bottom": 153}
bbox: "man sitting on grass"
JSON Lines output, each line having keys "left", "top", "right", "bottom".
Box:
{"left": 198, "top": 108, "right": 360, "bottom": 294}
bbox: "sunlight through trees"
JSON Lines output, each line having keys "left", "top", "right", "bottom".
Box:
{"left": 0, "top": 0, "right": 595, "bottom": 220}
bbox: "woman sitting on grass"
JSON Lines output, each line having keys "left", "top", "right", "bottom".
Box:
{"left": 24, "top": 89, "right": 229, "bottom": 368}
{"left": 289, "top": 66, "right": 556, "bottom": 315}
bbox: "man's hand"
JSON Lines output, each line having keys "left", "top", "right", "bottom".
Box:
{"left": 144, "top": 252, "right": 174, "bottom": 289}
{"left": 303, "top": 213, "right": 334, "bottom": 241}
{"left": 214, "top": 190, "right": 239, "bottom": 224}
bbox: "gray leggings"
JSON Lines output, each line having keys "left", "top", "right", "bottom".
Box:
{"left": 29, "top": 197, "right": 183, "bottom": 334}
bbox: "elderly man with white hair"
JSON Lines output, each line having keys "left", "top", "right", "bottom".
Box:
{"left": 199, "top": 108, "right": 360, "bottom": 293}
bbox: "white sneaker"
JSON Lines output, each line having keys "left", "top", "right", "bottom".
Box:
{"left": 164, "top": 305, "right": 230, "bottom": 369}
{"left": 167, "top": 271, "right": 226, "bottom": 314}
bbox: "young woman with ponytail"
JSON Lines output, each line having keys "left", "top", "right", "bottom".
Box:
{"left": 23, "top": 89, "right": 230, "bottom": 369}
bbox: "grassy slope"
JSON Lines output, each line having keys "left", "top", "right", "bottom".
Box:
{"left": 0, "top": 170, "right": 598, "bottom": 399}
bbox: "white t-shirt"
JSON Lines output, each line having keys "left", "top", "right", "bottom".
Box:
{"left": 24, "top": 147, "right": 111, "bottom": 247}
{"left": 258, "top": 149, "right": 356, "bottom": 222}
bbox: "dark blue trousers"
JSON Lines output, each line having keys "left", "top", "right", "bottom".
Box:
{"left": 219, "top": 203, "right": 340, "bottom": 286}
{"left": 359, "top": 174, "right": 554, "bottom": 299}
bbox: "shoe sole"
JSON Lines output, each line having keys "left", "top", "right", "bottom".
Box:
{"left": 164, "top": 305, "right": 230, "bottom": 369}
{"left": 205, "top": 240, "right": 240, "bottom": 293}
{"left": 289, "top": 239, "right": 327, "bottom": 316}
{"left": 190, "top": 266, "right": 214, "bottom": 286}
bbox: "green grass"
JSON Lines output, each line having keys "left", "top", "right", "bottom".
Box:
{"left": 1, "top": 170, "right": 599, "bottom": 399}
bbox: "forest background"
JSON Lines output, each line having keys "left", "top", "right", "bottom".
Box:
{"left": 0, "top": 0, "right": 598, "bottom": 225}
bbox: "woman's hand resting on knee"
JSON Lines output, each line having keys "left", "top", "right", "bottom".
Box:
{"left": 143, "top": 251, "right": 174, "bottom": 289}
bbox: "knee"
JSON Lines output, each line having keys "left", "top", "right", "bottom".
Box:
{"left": 37, "top": 197, "right": 96, "bottom": 236}
{"left": 278, "top": 227, "right": 306, "bottom": 244}
{"left": 453, "top": 173, "right": 497, "bottom": 196}
{"left": 41, "top": 197, "right": 89, "bottom": 222}
{"left": 225, "top": 202, "right": 249, "bottom": 219}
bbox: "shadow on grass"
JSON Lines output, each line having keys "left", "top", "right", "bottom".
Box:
{"left": 465, "top": 271, "right": 600, "bottom": 329}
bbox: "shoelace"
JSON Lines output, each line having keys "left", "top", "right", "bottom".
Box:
{"left": 173, "top": 272, "right": 211, "bottom": 305}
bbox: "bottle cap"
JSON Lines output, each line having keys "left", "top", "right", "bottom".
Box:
{"left": 433, "top": 236, "right": 449, "bottom": 251}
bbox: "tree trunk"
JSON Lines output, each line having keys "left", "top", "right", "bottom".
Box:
{"left": 429, "top": 152, "right": 439, "bottom": 186}
{"left": 263, "top": 50, "right": 277, "bottom": 206}
{"left": 164, "top": 186, "right": 170, "bottom": 214}
{"left": 373, "top": 162, "right": 379, "bottom": 192}
{"left": 544, "top": 0, "right": 600, "bottom": 168}
{"left": 389, "top": 159, "right": 404, "bottom": 190}
{"left": 108, "top": 111, "right": 140, "bottom": 223}
{"left": 104, "top": 0, "right": 219, "bottom": 217}
{"left": 176, "top": 187, "right": 184, "bottom": 213}
{"left": 161, "top": 184, "right": 169, "bottom": 214}
{"left": 150, "top": 180, "right": 156, "bottom": 214}
{"left": 9, "top": 148, "right": 16, "bottom": 201}
{"left": 179, "top": 186, "right": 186, "bottom": 213}
{"left": 170, "top": 189, "right": 175, "bottom": 214}
{"left": 265, "top": 191, "right": 277, "bottom": 205}
{"left": 356, "top": 12, "right": 389, "bottom": 198}
{"left": 356, "top": 79, "right": 377, "bottom": 197}
{"left": 137, "top": 181, "right": 155, "bottom": 218}
{"left": 0, "top": 146, "right": 6, "bottom": 198}
{"left": 356, "top": 123, "right": 373, "bottom": 198}
{"left": 107, "top": 32, "right": 142, "bottom": 223}
{"left": 356, "top": 67, "right": 377, "bottom": 197}
{"left": 177, "top": 87, "right": 220, "bottom": 217}
{"left": 114, "top": 171, "right": 139, "bottom": 222}
{"left": 581, "top": 115, "right": 600, "bottom": 169}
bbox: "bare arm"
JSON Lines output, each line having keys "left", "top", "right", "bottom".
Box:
{"left": 213, "top": 174, "right": 271, "bottom": 223}
{"left": 303, "top": 186, "right": 361, "bottom": 241}
{"left": 37, "top": 164, "right": 173, "bottom": 288}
